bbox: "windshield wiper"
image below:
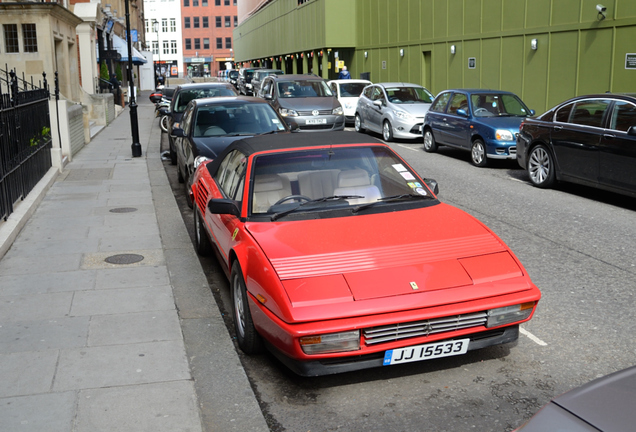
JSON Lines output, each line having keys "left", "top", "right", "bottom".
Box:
{"left": 352, "top": 194, "right": 433, "bottom": 214}
{"left": 271, "top": 195, "right": 363, "bottom": 221}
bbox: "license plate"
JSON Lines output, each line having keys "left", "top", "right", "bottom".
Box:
{"left": 306, "top": 118, "right": 327, "bottom": 125}
{"left": 383, "top": 338, "right": 469, "bottom": 366}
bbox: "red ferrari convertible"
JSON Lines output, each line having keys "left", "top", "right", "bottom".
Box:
{"left": 190, "top": 132, "right": 541, "bottom": 376}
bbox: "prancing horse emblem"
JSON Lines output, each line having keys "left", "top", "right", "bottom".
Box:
{"left": 410, "top": 282, "right": 419, "bottom": 290}
{"left": 312, "top": 110, "right": 320, "bottom": 116}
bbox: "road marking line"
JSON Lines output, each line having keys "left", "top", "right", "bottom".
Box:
{"left": 397, "top": 144, "right": 419, "bottom": 152}
{"left": 520, "top": 327, "right": 547, "bottom": 346}
{"left": 508, "top": 177, "right": 525, "bottom": 183}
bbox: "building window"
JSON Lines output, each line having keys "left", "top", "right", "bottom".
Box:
{"left": 194, "top": 38, "right": 201, "bottom": 50}
{"left": 152, "top": 40, "right": 159, "bottom": 54}
{"left": 215, "top": 16, "right": 221, "bottom": 27}
{"left": 161, "top": 18, "right": 167, "bottom": 32}
{"left": 203, "top": 38, "right": 209, "bottom": 49}
{"left": 202, "top": 0, "right": 207, "bottom": 5}
{"left": 224, "top": 0, "right": 229, "bottom": 5}
{"left": 145, "top": 19, "right": 150, "bottom": 33}
{"left": 184, "top": 17, "right": 191, "bottom": 28}
{"left": 225, "top": 37, "right": 231, "bottom": 49}
{"left": 185, "top": 38, "right": 191, "bottom": 50}
{"left": 194, "top": 17, "right": 200, "bottom": 28}
{"left": 184, "top": 0, "right": 189, "bottom": 6}
{"left": 170, "top": 18, "right": 176, "bottom": 32}
{"left": 4, "top": 24, "right": 19, "bottom": 53}
{"left": 163, "top": 40, "right": 169, "bottom": 55}
{"left": 234, "top": 16, "right": 237, "bottom": 27}
{"left": 193, "top": 0, "right": 199, "bottom": 5}
{"left": 202, "top": 16, "right": 209, "bottom": 28}
{"left": 216, "top": 37, "right": 222, "bottom": 49}
{"left": 225, "top": 16, "right": 230, "bottom": 27}
{"left": 233, "top": 0, "right": 236, "bottom": 4}
{"left": 215, "top": 0, "right": 220, "bottom": 5}
{"left": 171, "top": 40, "right": 177, "bottom": 54}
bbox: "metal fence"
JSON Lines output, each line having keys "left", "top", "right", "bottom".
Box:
{"left": 0, "top": 66, "right": 53, "bottom": 221}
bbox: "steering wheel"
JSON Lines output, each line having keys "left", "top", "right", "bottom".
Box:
{"left": 274, "top": 195, "right": 312, "bottom": 205}
{"left": 474, "top": 108, "right": 489, "bottom": 115}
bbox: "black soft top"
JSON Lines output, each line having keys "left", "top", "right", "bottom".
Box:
{"left": 205, "top": 131, "right": 383, "bottom": 175}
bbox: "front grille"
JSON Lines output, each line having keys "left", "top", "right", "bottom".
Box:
{"left": 363, "top": 311, "right": 488, "bottom": 346}
{"left": 297, "top": 110, "right": 332, "bottom": 116}
{"left": 299, "top": 124, "right": 333, "bottom": 130}
{"left": 410, "top": 123, "right": 423, "bottom": 134}
{"left": 509, "top": 146, "right": 516, "bottom": 155}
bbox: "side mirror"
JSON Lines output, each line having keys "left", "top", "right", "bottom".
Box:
{"left": 423, "top": 178, "right": 439, "bottom": 195}
{"left": 373, "top": 100, "right": 384, "bottom": 108}
{"left": 529, "top": 109, "right": 536, "bottom": 116}
{"left": 171, "top": 128, "right": 186, "bottom": 138}
{"left": 627, "top": 126, "right": 636, "bottom": 136}
{"left": 208, "top": 198, "right": 240, "bottom": 217}
{"left": 263, "top": 94, "right": 272, "bottom": 100}
{"left": 456, "top": 108, "right": 468, "bottom": 117}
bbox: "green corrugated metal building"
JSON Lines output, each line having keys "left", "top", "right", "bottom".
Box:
{"left": 234, "top": 0, "right": 636, "bottom": 113}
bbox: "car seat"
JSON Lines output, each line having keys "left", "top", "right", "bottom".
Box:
{"left": 332, "top": 169, "right": 381, "bottom": 205}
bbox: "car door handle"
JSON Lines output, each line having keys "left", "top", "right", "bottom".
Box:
{"left": 553, "top": 125, "right": 563, "bottom": 131}
{"left": 603, "top": 133, "right": 615, "bottom": 139}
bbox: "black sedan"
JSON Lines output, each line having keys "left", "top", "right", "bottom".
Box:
{"left": 516, "top": 366, "right": 636, "bottom": 431}
{"left": 171, "top": 96, "right": 291, "bottom": 207}
{"left": 167, "top": 82, "right": 238, "bottom": 165}
{"left": 517, "top": 94, "right": 636, "bottom": 197}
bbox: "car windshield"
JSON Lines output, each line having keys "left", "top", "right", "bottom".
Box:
{"left": 385, "top": 87, "right": 434, "bottom": 104}
{"left": 229, "top": 71, "right": 239, "bottom": 79}
{"left": 339, "top": 83, "right": 367, "bottom": 97}
{"left": 250, "top": 146, "right": 435, "bottom": 218}
{"left": 175, "top": 87, "right": 237, "bottom": 112}
{"left": 277, "top": 80, "right": 333, "bottom": 98}
{"left": 470, "top": 93, "right": 530, "bottom": 117}
{"left": 193, "top": 102, "right": 287, "bottom": 137}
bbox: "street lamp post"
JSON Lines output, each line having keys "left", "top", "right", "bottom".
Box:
{"left": 124, "top": 0, "right": 142, "bottom": 157}
{"left": 152, "top": 19, "right": 162, "bottom": 87}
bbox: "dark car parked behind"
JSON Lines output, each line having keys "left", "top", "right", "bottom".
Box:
{"left": 517, "top": 93, "right": 636, "bottom": 197}
{"left": 167, "top": 82, "right": 238, "bottom": 165}
{"left": 260, "top": 74, "right": 345, "bottom": 132}
{"left": 252, "top": 69, "right": 284, "bottom": 98}
{"left": 237, "top": 67, "right": 264, "bottom": 96}
{"left": 171, "top": 96, "right": 291, "bottom": 208}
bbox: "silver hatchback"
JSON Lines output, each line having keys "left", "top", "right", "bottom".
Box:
{"left": 355, "top": 83, "right": 434, "bottom": 141}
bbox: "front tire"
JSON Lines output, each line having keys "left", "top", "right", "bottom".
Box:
{"left": 160, "top": 115, "right": 169, "bottom": 133}
{"left": 382, "top": 120, "right": 394, "bottom": 142}
{"left": 231, "top": 262, "right": 263, "bottom": 354}
{"left": 169, "top": 138, "right": 177, "bottom": 165}
{"left": 354, "top": 113, "right": 365, "bottom": 133}
{"left": 193, "top": 207, "right": 212, "bottom": 256}
{"left": 470, "top": 139, "right": 487, "bottom": 167}
{"left": 423, "top": 129, "right": 438, "bottom": 153}
{"left": 527, "top": 144, "right": 556, "bottom": 188}
{"left": 185, "top": 174, "right": 194, "bottom": 209}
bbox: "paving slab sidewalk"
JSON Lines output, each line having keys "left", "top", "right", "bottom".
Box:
{"left": 0, "top": 95, "right": 269, "bottom": 432}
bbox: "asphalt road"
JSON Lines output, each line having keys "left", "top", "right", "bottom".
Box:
{"left": 162, "top": 128, "right": 636, "bottom": 432}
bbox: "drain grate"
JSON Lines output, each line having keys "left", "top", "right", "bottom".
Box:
{"left": 104, "top": 254, "right": 145, "bottom": 265}
{"left": 109, "top": 207, "right": 138, "bottom": 213}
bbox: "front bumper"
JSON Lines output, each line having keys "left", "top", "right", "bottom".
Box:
{"left": 283, "top": 115, "right": 346, "bottom": 132}
{"left": 269, "top": 326, "right": 520, "bottom": 376}
{"left": 391, "top": 117, "right": 425, "bottom": 140}
{"left": 485, "top": 138, "right": 517, "bottom": 160}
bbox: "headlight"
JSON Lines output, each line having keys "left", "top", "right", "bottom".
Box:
{"left": 279, "top": 108, "right": 298, "bottom": 117}
{"left": 486, "top": 302, "right": 536, "bottom": 328}
{"left": 393, "top": 110, "right": 412, "bottom": 120}
{"left": 193, "top": 155, "right": 211, "bottom": 169}
{"left": 495, "top": 129, "right": 514, "bottom": 141}
{"left": 300, "top": 330, "right": 360, "bottom": 354}
{"left": 332, "top": 106, "right": 344, "bottom": 116}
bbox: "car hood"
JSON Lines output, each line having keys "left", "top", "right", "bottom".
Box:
{"left": 278, "top": 97, "right": 339, "bottom": 111}
{"left": 473, "top": 116, "right": 526, "bottom": 130}
{"left": 391, "top": 103, "right": 431, "bottom": 117}
{"left": 246, "top": 203, "right": 533, "bottom": 321}
{"left": 192, "top": 136, "right": 248, "bottom": 159}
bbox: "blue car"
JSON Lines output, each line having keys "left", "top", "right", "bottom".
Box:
{"left": 423, "top": 89, "right": 534, "bottom": 167}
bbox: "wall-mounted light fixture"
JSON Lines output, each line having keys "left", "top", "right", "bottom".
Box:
{"left": 364, "top": 51, "right": 368, "bottom": 58}
{"left": 400, "top": 49, "right": 404, "bottom": 57}
{"left": 531, "top": 39, "right": 538, "bottom": 50}
{"left": 450, "top": 45, "right": 456, "bottom": 55}
{"left": 596, "top": 4, "right": 606, "bottom": 20}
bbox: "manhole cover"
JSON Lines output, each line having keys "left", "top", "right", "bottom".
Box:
{"left": 104, "top": 254, "right": 145, "bottom": 265}
{"left": 109, "top": 207, "right": 138, "bottom": 213}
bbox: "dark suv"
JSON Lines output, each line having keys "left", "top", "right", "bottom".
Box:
{"left": 166, "top": 82, "right": 237, "bottom": 164}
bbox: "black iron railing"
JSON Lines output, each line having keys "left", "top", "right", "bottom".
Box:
{"left": 0, "top": 66, "right": 53, "bottom": 221}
